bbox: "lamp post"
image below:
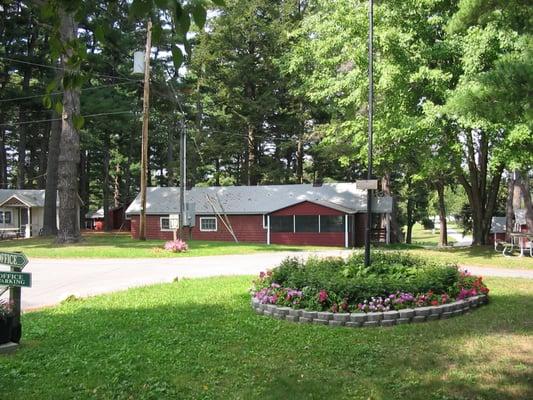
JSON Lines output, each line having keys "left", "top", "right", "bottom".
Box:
{"left": 364, "top": 0, "right": 374, "bottom": 267}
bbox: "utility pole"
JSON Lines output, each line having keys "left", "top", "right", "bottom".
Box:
{"left": 139, "top": 19, "right": 152, "bottom": 241}
{"left": 179, "top": 119, "right": 186, "bottom": 240}
{"left": 364, "top": 0, "right": 374, "bottom": 267}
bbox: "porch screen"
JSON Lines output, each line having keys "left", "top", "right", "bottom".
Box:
{"left": 295, "top": 215, "right": 319, "bottom": 232}
{"left": 270, "top": 216, "right": 293, "bottom": 232}
{"left": 320, "top": 215, "right": 344, "bottom": 232}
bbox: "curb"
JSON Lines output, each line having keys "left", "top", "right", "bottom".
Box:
{"left": 251, "top": 294, "right": 488, "bottom": 328}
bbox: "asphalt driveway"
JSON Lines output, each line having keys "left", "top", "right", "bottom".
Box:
{"left": 6, "top": 250, "right": 533, "bottom": 311}
{"left": 19, "top": 250, "right": 351, "bottom": 310}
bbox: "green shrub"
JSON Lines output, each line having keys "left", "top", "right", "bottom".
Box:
{"left": 263, "top": 251, "right": 461, "bottom": 309}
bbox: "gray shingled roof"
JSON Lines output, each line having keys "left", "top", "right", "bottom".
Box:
{"left": 0, "top": 189, "right": 47, "bottom": 207}
{"left": 125, "top": 183, "right": 393, "bottom": 216}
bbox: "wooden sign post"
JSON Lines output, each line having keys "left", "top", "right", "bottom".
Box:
{"left": 0, "top": 251, "right": 30, "bottom": 353}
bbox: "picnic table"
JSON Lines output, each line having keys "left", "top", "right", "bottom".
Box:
{"left": 501, "top": 232, "right": 533, "bottom": 257}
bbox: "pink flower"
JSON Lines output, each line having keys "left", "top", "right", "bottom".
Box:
{"left": 318, "top": 290, "right": 328, "bottom": 303}
{"left": 164, "top": 239, "right": 188, "bottom": 253}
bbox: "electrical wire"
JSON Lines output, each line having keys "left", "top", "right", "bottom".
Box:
{"left": 0, "top": 81, "right": 139, "bottom": 103}
{"left": 0, "top": 55, "right": 142, "bottom": 83}
{"left": 0, "top": 110, "right": 134, "bottom": 128}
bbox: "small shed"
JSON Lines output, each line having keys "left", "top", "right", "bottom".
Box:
{"left": 85, "top": 206, "right": 127, "bottom": 230}
{"left": 489, "top": 216, "right": 506, "bottom": 245}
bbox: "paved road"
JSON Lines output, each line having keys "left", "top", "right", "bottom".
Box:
{"left": 18, "top": 250, "right": 352, "bottom": 310}
{"left": 447, "top": 227, "right": 473, "bottom": 247}
{"left": 5, "top": 250, "right": 532, "bottom": 311}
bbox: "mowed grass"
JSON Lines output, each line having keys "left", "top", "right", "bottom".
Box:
{"left": 0, "top": 232, "right": 333, "bottom": 258}
{"left": 408, "top": 223, "right": 457, "bottom": 246}
{"left": 1, "top": 276, "right": 532, "bottom": 400}
{"left": 390, "top": 245, "right": 533, "bottom": 270}
{"left": 0, "top": 231, "right": 531, "bottom": 270}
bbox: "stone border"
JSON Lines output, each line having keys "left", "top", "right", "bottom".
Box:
{"left": 251, "top": 295, "right": 488, "bottom": 327}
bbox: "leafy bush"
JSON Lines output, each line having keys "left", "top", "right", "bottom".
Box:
{"left": 421, "top": 218, "right": 435, "bottom": 230}
{"left": 164, "top": 239, "right": 188, "bottom": 253}
{"left": 252, "top": 251, "right": 488, "bottom": 312}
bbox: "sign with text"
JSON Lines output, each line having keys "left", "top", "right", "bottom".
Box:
{"left": 0, "top": 271, "right": 31, "bottom": 287}
{"left": 0, "top": 252, "right": 28, "bottom": 269}
{"left": 356, "top": 179, "right": 378, "bottom": 190}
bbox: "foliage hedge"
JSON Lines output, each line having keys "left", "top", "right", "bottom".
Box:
{"left": 271, "top": 252, "right": 459, "bottom": 303}
{"left": 252, "top": 252, "right": 488, "bottom": 312}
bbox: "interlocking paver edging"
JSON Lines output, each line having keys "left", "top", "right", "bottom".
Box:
{"left": 251, "top": 294, "right": 488, "bottom": 327}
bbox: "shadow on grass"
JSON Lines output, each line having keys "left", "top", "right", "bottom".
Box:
{"left": 2, "top": 285, "right": 532, "bottom": 399}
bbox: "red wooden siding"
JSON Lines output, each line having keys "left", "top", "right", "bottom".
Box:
{"left": 272, "top": 201, "right": 344, "bottom": 216}
{"left": 271, "top": 232, "right": 344, "bottom": 246}
{"left": 130, "top": 214, "right": 266, "bottom": 243}
{"left": 129, "top": 200, "right": 371, "bottom": 248}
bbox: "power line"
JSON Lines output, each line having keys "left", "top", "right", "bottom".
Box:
{"left": 0, "top": 110, "right": 134, "bottom": 127}
{"left": 0, "top": 81, "right": 139, "bottom": 103}
{"left": 0, "top": 56, "right": 142, "bottom": 83}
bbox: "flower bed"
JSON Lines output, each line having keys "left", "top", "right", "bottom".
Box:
{"left": 250, "top": 252, "right": 489, "bottom": 327}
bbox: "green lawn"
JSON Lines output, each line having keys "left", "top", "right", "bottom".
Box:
{"left": 389, "top": 245, "right": 533, "bottom": 270}
{"left": 1, "top": 276, "right": 531, "bottom": 399}
{"left": 408, "top": 223, "right": 457, "bottom": 246}
{"left": 0, "top": 232, "right": 332, "bottom": 258}
{"left": 1, "top": 231, "right": 531, "bottom": 270}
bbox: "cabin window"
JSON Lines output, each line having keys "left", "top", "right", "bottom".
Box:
{"left": 161, "top": 216, "right": 179, "bottom": 231}
{"left": 320, "top": 215, "right": 344, "bottom": 232}
{"left": 0, "top": 211, "right": 11, "bottom": 224}
{"left": 295, "top": 215, "right": 319, "bottom": 232}
{"left": 160, "top": 217, "right": 171, "bottom": 231}
{"left": 271, "top": 216, "right": 293, "bottom": 232}
{"left": 200, "top": 217, "right": 217, "bottom": 232}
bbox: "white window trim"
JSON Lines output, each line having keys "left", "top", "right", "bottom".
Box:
{"left": 200, "top": 216, "right": 218, "bottom": 232}
{"left": 160, "top": 216, "right": 177, "bottom": 232}
{"left": 262, "top": 215, "right": 267, "bottom": 229}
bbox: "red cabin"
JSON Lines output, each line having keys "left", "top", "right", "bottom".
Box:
{"left": 126, "top": 183, "right": 393, "bottom": 247}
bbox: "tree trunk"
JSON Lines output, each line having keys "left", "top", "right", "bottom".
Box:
{"left": 215, "top": 158, "right": 220, "bottom": 186}
{"left": 124, "top": 122, "right": 135, "bottom": 204}
{"left": 56, "top": 9, "right": 81, "bottom": 243}
{"left": 505, "top": 174, "right": 515, "bottom": 240}
{"left": 406, "top": 195, "right": 414, "bottom": 244}
{"left": 103, "top": 137, "right": 111, "bottom": 232}
{"left": 0, "top": 115, "right": 8, "bottom": 188}
{"left": 435, "top": 181, "right": 448, "bottom": 247}
{"left": 246, "top": 124, "right": 257, "bottom": 185}
{"left": 515, "top": 171, "right": 533, "bottom": 232}
{"left": 16, "top": 15, "right": 37, "bottom": 190}
{"left": 16, "top": 73, "right": 30, "bottom": 189}
{"left": 457, "top": 129, "right": 504, "bottom": 245}
{"left": 114, "top": 162, "right": 121, "bottom": 207}
{"left": 42, "top": 112, "right": 61, "bottom": 236}
{"left": 382, "top": 172, "right": 400, "bottom": 243}
{"left": 296, "top": 139, "right": 304, "bottom": 183}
